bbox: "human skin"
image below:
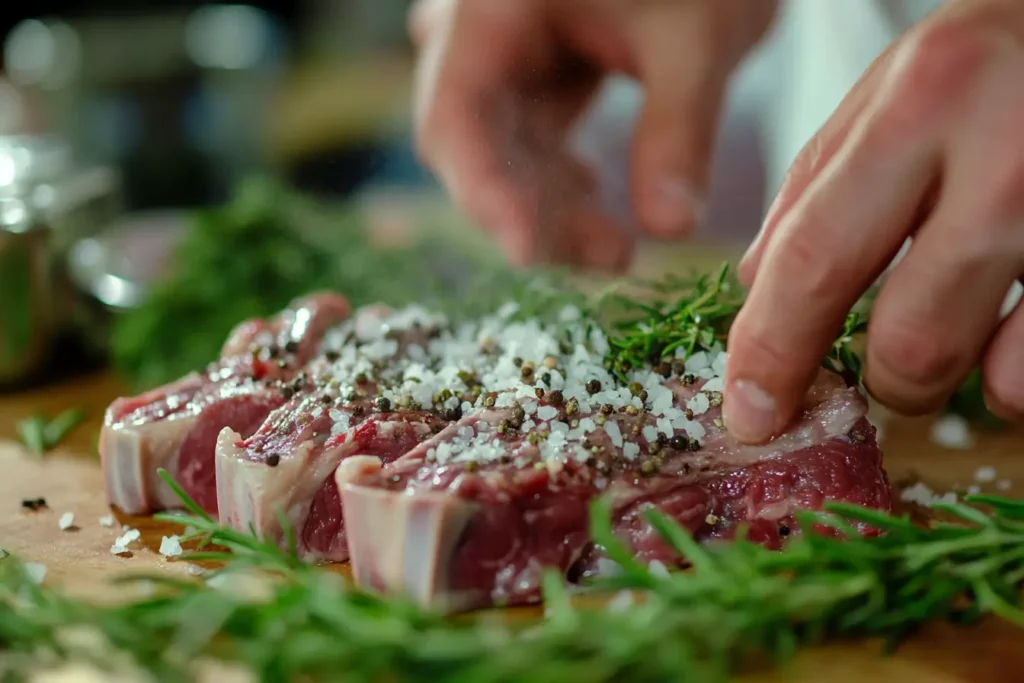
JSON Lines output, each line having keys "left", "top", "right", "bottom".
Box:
{"left": 408, "top": 0, "right": 778, "bottom": 269}
{"left": 728, "top": 0, "right": 1024, "bottom": 442}
{"left": 410, "top": 0, "right": 1024, "bottom": 444}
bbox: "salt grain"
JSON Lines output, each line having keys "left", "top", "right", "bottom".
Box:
{"left": 159, "top": 535, "right": 183, "bottom": 558}
{"left": 606, "top": 590, "right": 635, "bottom": 613}
{"left": 899, "top": 481, "right": 958, "bottom": 507}
{"left": 929, "top": 414, "right": 974, "bottom": 450}
{"left": 24, "top": 562, "right": 46, "bottom": 585}
{"left": 998, "top": 479, "right": 1013, "bottom": 491}
{"left": 58, "top": 512, "right": 74, "bottom": 530}
{"left": 974, "top": 466, "right": 997, "bottom": 483}
{"left": 648, "top": 560, "right": 670, "bottom": 578}
{"left": 98, "top": 514, "right": 115, "bottom": 527}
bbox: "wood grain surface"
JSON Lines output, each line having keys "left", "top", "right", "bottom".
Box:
{"left": 2, "top": 369, "right": 1024, "bottom": 682}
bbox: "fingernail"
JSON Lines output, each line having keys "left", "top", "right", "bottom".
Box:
{"left": 643, "top": 178, "right": 704, "bottom": 237}
{"left": 723, "top": 379, "right": 778, "bottom": 444}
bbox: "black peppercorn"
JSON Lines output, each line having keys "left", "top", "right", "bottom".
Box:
{"left": 669, "top": 435, "right": 687, "bottom": 450}
{"left": 266, "top": 454, "right": 281, "bottom": 467}
{"left": 585, "top": 379, "right": 602, "bottom": 394}
{"left": 376, "top": 397, "right": 392, "bottom": 412}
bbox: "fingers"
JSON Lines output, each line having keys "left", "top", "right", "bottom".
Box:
{"left": 738, "top": 42, "right": 899, "bottom": 286}
{"left": 411, "top": 0, "right": 548, "bottom": 264}
{"left": 407, "top": 0, "right": 450, "bottom": 48}
{"left": 864, "top": 212, "right": 1023, "bottom": 414}
{"left": 723, "top": 83, "right": 943, "bottom": 444}
{"left": 983, "top": 284, "right": 1024, "bottom": 419}
{"left": 413, "top": 0, "right": 630, "bottom": 270}
{"left": 626, "top": 4, "right": 738, "bottom": 239}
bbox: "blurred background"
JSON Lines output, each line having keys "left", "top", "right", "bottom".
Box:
{"left": 0, "top": 0, "right": 431, "bottom": 206}
{"left": 0, "top": 0, "right": 767, "bottom": 393}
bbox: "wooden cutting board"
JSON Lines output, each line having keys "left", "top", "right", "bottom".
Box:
{"left": 2, "top": 370, "right": 1024, "bottom": 682}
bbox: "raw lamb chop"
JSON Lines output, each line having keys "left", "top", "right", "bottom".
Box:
{"left": 338, "top": 370, "right": 888, "bottom": 612}
{"left": 100, "top": 292, "right": 351, "bottom": 515}
{"left": 216, "top": 304, "right": 448, "bottom": 561}
{"left": 211, "top": 299, "right": 890, "bottom": 610}
{"left": 100, "top": 286, "right": 892, "bottom": 616}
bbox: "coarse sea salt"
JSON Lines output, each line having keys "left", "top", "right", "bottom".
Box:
{"left": 23, "top": 562, "right": 47, "bottom": 585}
{"left": 648, "top": 560, "right": 671, "bottom": 578}
{"left": 899, "top": 481, "right": 957, "bottom": 507}
{"left": 974, "top": 466, "right": 997, "bottom": 483}
{"left": 58, "top": 512, "right": 75, "bottom": 530}
{"left": 160, "top": 535, "right": 184, "bottom": 558}
{"left": 98, "top": 514, "right": 115, "bottom": 527}
{"left": 929, "top": 414, "right": 974, "bottom": 450}
{"left": 606, "top": 590, "right": 636, "bottom": 614}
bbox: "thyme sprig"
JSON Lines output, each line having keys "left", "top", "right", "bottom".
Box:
{"left": 3, "top": 470, "right": 1024, "bottom": 682}
{"left": 597, "top": 264, "right": 743, "bottom": 379}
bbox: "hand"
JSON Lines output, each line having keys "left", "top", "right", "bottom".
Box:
{"left": 724, "top": 0, "right": 1024, "bottom": 444}
{"left": 409, "top": 0, "right": 778, "bottom": 270}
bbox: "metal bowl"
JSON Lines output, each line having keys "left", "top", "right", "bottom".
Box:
{"left": 66, "top": 210, "right": 188, "bottom": 354}
{"left": 0, "top": 134, "right": 122, "bottom": 387}
{"left": 0, "top": 198, "right": 55, "bottom": 384}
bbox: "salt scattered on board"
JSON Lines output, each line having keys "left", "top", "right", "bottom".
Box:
{"left": 98, "top": 514, "right": 115, "bottom": 527}
{"left": 929, "top": 414, "right": 974, "bottom": 450}
{"left": 899, "top": 481, "right": 957, "bottom": 507}
{"left": 974, "top": 466, "right": 997, "bottom": 483}
{"left": 159, "top": 535, "right": 183, "bottom": 558}
{"left": 606, "top": 590, "right": 635, "bottom": 614}
{"left": 58, "top": 512, "right": 75, "bottom": 530}
{"left": 111, "top": 527, "right": 141, "bottom": 556}
{"left": 23, "top": 562, "right": 47, "bottom": 585}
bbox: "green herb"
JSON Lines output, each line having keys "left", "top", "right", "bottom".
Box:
{"left": 824, "top": 311, "right": 869, "bottom": 385}
{"left": 15, "top": 409, "right": 84, "bottom": 455}
{"left": 110, "top": 177, "right": 499, "bottom": 390}
{"left": 2, "top": 468, "right": 1024, "bottom": 682}
{"left": 598, "top": 263, "right": 744, "bottom": 379}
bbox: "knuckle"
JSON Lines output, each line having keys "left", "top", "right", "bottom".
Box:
{"left": 984, "top": 371, "right": 1024, "bottom": 417}
{"left": 868, "top": 315, "right": 963, "bottom": 389}
{"left": 977, "top": 150, "right": 1024, "bottom": 221}
{"left": 727, "top": 313, "right": 795, "bottom": 376}
{"left": 774, "top": 205, "right": 846, "bottom": 304}
{"left": 983, "top": 347, "right": 1024, "bottom": 416}
{"left": 881, "top": 21, "right": 998, "bottom": 128}
{"left": 897, "top": 21, "right": 996, "bottom": 97}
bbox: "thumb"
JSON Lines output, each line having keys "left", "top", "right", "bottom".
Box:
{"left": 627, "top": 5, "right": 734, "bottom": 240}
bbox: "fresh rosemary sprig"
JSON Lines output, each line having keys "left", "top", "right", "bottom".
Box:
{"left": 3, "top": 469, "right": 1024, "bottom": 682}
